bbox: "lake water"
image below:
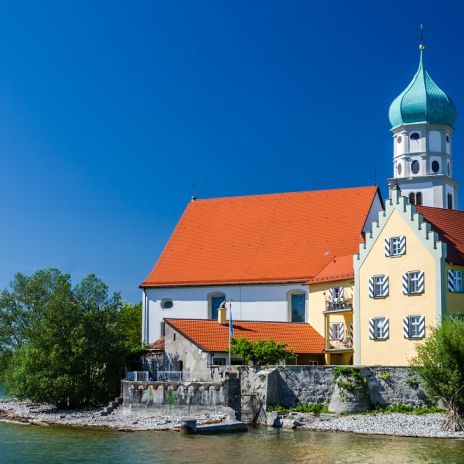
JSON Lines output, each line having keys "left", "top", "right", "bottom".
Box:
{"left": 0, "top": 422, "right": 463, "bottom": 464}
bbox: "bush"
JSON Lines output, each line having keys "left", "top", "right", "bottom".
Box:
{"left": 267, "top": 403, "right": 329, "bottom": 414}
{"left": 231, "top": 338, "right": 294, "bottom": 365}
{"left": 411, "top": 317, "right": 464, "bottom": 431}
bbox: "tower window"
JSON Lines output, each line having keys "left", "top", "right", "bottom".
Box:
{"left": 397, "top": 164, "right": 402, "bottom": 175}
{"left": 447, "top": 161, "right": 451, "bottom": 176}
{"left": 411, "top": 160, "right": 420, "bottom": 174}
{"left": 432, "top": 161, "right": 440, "bottom": 173}
{"left": 409, "top": 193, "right": 416, "bottom": 205}
{"left": 416, "top": 192, "right": 423, "bottom": 206}
{"left": 448, "top": 193, "right": 453, "bottom": 210}
{"left": 397, "top": 136, "right": 402, "bottom": 144}
{"left": 410, "top": 132, "right": 420, "bottom": 140}
{"left": 446, "top": 134, "right": 450, "bottom": 143}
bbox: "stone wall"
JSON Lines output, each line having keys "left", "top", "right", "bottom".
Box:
{"left": 121, "top": 376, "right": 241, "bottom": 417}
{"left": 214, "top": 365, "right": 431, "bottom": 417}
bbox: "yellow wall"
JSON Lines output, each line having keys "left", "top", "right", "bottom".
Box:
{"left": 308, "top": 280, "right": 353, "bottom": 336}
{"left": 446, "top": 264, "right": 464, "bottom": 315}
{"left": 358, "top": 209, "right": 438, "bottom": 366}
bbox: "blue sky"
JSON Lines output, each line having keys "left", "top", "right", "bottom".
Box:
{"left": 1, "top": 1, "right": 463, "bottom": 302}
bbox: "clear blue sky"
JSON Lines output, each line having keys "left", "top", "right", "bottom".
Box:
{"left": 1, "top": 1, "right": 463, "bottom": 302}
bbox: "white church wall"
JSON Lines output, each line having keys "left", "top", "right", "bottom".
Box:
{"left": 143, "top": 283, "right": 310, "bottom": 343}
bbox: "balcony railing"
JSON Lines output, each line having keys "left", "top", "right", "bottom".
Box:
{"left": 326, "top": 339, "right": 353, "bottom": 351}
{"left": 325, "top": 298, "right": 353, "bottom": 312}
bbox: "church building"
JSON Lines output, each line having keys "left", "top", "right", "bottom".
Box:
{"left": 141, "top": 44, "right": 462, "bottom": 373}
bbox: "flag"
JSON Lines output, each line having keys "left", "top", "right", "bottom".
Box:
{"left": 229, "top": 305, "right": 234, "bottom": 338}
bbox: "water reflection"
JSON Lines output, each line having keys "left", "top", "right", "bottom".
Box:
{"left": 0, "top": 423, "right": 463, "bottom": 464}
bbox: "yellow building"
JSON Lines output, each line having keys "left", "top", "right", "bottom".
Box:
{"left": 354, "top": 189, "right": 464, "bottom": 365}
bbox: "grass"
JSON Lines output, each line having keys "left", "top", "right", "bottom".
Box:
{"left": 267, "top": 403, "right": 329, "bottom": 414}
{"left": 361, "top": 404, "right": 444, "bottom": 415}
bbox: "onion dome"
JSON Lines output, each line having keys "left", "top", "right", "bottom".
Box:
{"left": 389, "top": 48, "right": 456, "bottom": 128}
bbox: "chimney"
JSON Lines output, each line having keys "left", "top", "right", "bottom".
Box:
{"left": 218, "top": 306, "right": 227, "bottom": 325}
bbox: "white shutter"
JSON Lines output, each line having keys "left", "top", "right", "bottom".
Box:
{"left": 381, "top": 276, "right": 389, "bottom": 297}
{"left": 381, "top": 318, "right": 389, "bottom": 339}
{"left": 327, "top": 288, "right": 335, "bottom": 303}
{"left": 368, "top": 277, "right": 375, "bottom": 298}
{"left": 384, "top": 238, "right": 391, "bottom": 257}
{"left": 418, "top": 316, "right": 426, "bottom": 338}
{"left": 448, "top": 270, "right": 456, "bottom": 292}
{"left": 338, "top": 287, "right": 344, "bottom": 300}
{"left": 369, "top": 319, "right": 375, "bottom": 340}
{"left": 402, "top": 272, "right": 409, "bottom": 294}
{"left": 399, "top": 235, "right": 406, "bottom": 255}
{"left": 339, "top": 323, "right": 345, "bottom": 340}
{"left": 417, "top": 271, "right": 425, "bottom": 293}
{"left": 329, "top": 324, "right": 335, "bottom": 340}
{"left": 403, "top": 316, "right": 410, "bottom": 339}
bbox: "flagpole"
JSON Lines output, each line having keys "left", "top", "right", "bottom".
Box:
{"left": 228, "top": 299, "right": 232, "bottom": 366}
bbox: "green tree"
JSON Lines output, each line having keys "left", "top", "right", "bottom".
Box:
{"left": 0, "top": 269, "right": 134, "bottom": 408}
{"left": 411, "top": 317, "right": 464, "bottom": 431}
{"left": 231, "top": 338, "right": 294, "bottom": 365}
{"left": 117, "top": 302, "right": 143, "bottom": 353}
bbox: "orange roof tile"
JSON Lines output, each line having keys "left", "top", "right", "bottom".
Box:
{"left": 148, "top": 337, "right": 165, "bottom": 351}
{"left": 416, "top": 206, "right": 464, "bottom": 265}
{"left": 309, "top": 255, "right": 354, "bottom": 284}
{"left": 142, "top": 186, "right": 379, "bottom": 287}
{"left": 164, "top": 318, "right": 325, "bottom": 354}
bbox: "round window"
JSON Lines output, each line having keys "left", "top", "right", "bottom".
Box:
{"left": 161, "top": 299, "right": 174, "bottom": 310}
{"left": 411, "top": 160, "right": 420, "bottom": 174}
{"left": 397, "top": 136, "right": 402, "bottom": 144}
{"left": 410, "top": 132, "right": 420, "bottom": 140}
{"left": 432, "top": 160, "right": 440, "bottom": 173}
{"left": 446, "top": 134, "right": 450, "bottom": 143}
{"left": 397, "top": 164, "right": 402, "bottom": 175}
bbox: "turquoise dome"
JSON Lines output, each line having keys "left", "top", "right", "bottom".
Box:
{"left": 389, "top": 50, "right": 457, "bottom": 128}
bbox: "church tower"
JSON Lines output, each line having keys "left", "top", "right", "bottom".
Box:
{"left": 387, "top": 45, "right": 459, "bottom": 209}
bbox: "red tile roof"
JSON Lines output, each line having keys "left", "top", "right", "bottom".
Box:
{"left": 416, "top": 206, "right": 464, "bottom": 265}
{"left": 142, "top": 186, "right": 379, "bottom": 287}
{"left": 310, "top": 254, "right": 354, "bottom": 283}
{"left": 148, "top": 337, "right": 165, "bottom": 351}
{"left": 164, "top": 318, "right": 325, "bottom": 354}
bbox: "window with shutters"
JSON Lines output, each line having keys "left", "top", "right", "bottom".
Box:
{"left": 330, "top": 323, "right": 344, "bottom": 341}
{"left": 409, "top": 316, "right": 422, "bottom": 338}
{"left": 407, "top": 271, "right": 422, "bottom": 294}
{"left": 373, "top": 275, "right": 384, "bottom": 297}
{"left": 332, "top": 287, "right": 343, "bottom": 300}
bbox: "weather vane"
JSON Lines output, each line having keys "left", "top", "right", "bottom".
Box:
{"left": 418, "top": 24, "right": 425, "bottom": 50}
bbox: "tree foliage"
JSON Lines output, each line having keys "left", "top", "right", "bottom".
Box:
{"left": 231, "top": 338, "right": 294, "bottom": 365}
{"left": 411, "top": 317, "right": 464, "bottom": 431}
{"left": 0, "top": 269, "right": 142, "bottom": 408}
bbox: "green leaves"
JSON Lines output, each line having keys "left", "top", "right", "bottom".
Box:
{"left": 231, "top": 337, "right": 294, "bottom": 365}
{"left": 411, "top": 317, "right": 464, "bottom": 430}
{"left": 0, "top": 269, "right": 142, "bottom": 408}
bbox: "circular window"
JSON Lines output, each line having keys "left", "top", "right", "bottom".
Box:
{"left": 410, "top": 132, "right": 420, "bottom": 140}
{"left": 432, "top": 160, "right": 440, "bottom": 173}
{"left": 446, "top": 134, "right": 450, "bottom": 143}
{"left": 397, "top": 164, "right": 402, "bottom": 175}
{"left": 397, "top": 136, "right": 402, "bottom": 144}
{"left": 161, "top": 299, "right": 174, "bottom": 310}
{"left": 411, "top": 160, "right": 420, "bottom": 174}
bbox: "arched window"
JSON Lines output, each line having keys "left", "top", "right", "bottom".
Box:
{"left": 409, "top": 192, "right": 416, "bottom": 205}
{"left": 288, "top": 290, "right": 306, "bottom": 323}
{"left": 208, "top": 293, "right": 226, "bottom": 320}
{"left": 448, "top": 193, "right": 453, "bottom": 210}
{"left": 416, "top": 192, "right": 423, "bottom": 206}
